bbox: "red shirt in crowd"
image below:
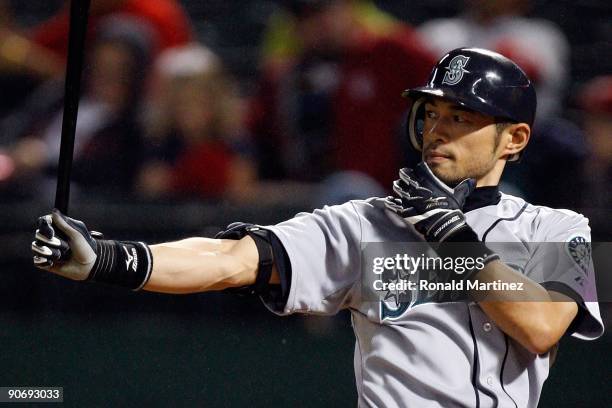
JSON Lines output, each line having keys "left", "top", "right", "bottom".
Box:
{"left": 30, "top": 0, "right": 193, "bottom": 58}
{"left": 170, "top": 140, "right": 234, "bottom": 198}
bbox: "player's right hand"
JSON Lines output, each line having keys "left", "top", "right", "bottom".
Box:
{"left": 31, "top": 209, "right": 100, "bottom": 281}
{"left": 385, "top": 162, "right": 475, "bottom": 242}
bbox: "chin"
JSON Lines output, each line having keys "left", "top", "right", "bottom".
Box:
{"left": 429, "top": 163, "right": 461, "bottom": 186}
{"left": 439, "top": 171, "right": 468, "bottom": 187}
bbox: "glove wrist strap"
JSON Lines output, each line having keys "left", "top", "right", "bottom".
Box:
{"left": 89, "top": 240, "right": 153, "bottom": 291}
{"left": 434, "top": 227, "right": 500, "bottom": 281}
{"left": 424, "top": 210, "right": 469, "bottom": 242}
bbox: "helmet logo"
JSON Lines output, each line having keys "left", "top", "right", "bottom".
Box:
{"left": 442, "top": 55, "right": 470, "bottom": 86}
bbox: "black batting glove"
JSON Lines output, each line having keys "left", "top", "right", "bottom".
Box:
{"left": 32, "top": 209, "right": 101, "bottom": 280}
{"left": 31, "top": 209, "right": 153, "bottom": 290}
{"left": 385, "top": 162, "right": 476, "bottom": 242}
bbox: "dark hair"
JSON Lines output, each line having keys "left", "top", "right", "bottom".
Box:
{"left": 495, "top": 121, "right": 513, "bottom": 135}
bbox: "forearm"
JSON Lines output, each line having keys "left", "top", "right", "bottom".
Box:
{"left": 144, "top": 237, "right": 259, "bottom": 294}
{"left": 33, "top": 211, "right": 276, "bottom": 293}
{"left": 471, "top": 260, "right": 577, "bottom": 354}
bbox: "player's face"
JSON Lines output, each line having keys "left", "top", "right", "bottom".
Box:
{"left": 421, "top": 98, "right": 503, "bottom": 185}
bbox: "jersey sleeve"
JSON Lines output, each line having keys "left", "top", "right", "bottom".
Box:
{"left": 525, "top": 210, "right": 604, "bottom": 340}
{"left": 261, "top": 201, "right": 363, "bottom": 316}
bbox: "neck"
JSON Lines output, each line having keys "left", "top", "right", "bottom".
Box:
{"left": 475, "top": 160, "right": 506, "bottom": 187}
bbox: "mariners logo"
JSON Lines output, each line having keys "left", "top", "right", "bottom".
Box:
{"left": 565, "top": 235, "right": 591, "bottom": 275}
{"left": 380, "top": 266, "right": 413, "bottom": 321}
{"left": 442, "top": 55, "right": 470, "bottom": 86}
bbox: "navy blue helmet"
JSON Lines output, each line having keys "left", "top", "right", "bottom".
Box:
{"left": 403, "top": 47, "right": 537, "bottom": 161}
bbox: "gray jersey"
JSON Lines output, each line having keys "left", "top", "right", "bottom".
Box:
{"left": 263, "top": 193, "right": 604, "bottom": 408}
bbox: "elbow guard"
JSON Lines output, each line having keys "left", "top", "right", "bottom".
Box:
{"left": 215, "top": 222, "right": 274, "bottom": 296}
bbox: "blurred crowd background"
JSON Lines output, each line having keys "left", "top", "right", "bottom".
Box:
{"left": 0, "top": 0, "right": 610, "bottom": 224}
{"left": 0, "top": 1, "right": 610, "bottom": 406}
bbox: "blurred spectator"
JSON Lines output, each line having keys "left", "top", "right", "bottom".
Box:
{"left": 576, "top": 76, "right": 612, "bottom": 240}
{"left": 0, "top": 4, "right": 63, "bottom": 78}
{"left": 0, "top": 1, "right": 64, "bottom": 114}
{"left": 137, "top": 44, "right": 257, "bottom": 201}
{"left": 0, "top": 16, "right": 154, "bottom": 197}
{"left": 248, "top": 0, "right": 435, "bottom": 191}
{"left": 261, "top": 0, "right": 410, "bottom": 64}
{"left": 30, "top": 0, "right": 192, "bottom": 59}
{"left": 419, "top": 0, "right": 570, "bottom": 120}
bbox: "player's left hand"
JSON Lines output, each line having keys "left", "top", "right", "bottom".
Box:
{"left": 31, "top": 209, "right": 102, "bottom": 281}
{"left": 385, "top": 162, "right": 476, "bottom": 242}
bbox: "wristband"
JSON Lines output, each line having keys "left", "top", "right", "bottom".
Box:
{"left": 88, "top": 240, "right": 153, "bottom": 291}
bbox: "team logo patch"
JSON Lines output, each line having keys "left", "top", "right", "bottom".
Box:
{"left": 565, "top": 235, "right": 591, "bottom": 275}
{"left": 442, "top": 55, "right": 470, "bottom": 86}
{"left": 380, "top": 267, "right": 413, "bottom": 321}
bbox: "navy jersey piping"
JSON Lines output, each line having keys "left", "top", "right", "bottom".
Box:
{"left": 500, "top": 334, "right": 519, "bottom": 408}
{"left": 482, "top": 202, "right": 529, "bottom": 242}
{"left": 467, "top": 305, "right": 481, "bottom": 408}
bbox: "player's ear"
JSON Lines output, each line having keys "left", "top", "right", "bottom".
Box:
{"left": 500, "top": 123, "right": 530, "bottom": 159}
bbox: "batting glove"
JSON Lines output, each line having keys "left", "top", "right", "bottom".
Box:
{"left": 385, "top": 162, "right": 475, "bottom": 242}
{"left": 32, "top": 209, "right": 153, "bottom": 290}
{"left": 32, "top": 209, "right": 100, "bottom": 280}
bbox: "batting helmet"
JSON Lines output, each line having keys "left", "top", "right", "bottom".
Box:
{"left": 403, "top": 47, "right": 537, "bottom": 161}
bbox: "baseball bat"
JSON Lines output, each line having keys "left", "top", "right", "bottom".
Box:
{"left": 54, "top": 0, "right": 91, "bottom": 215}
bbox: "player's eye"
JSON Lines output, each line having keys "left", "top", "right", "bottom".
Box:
{"left": 453, "top": 114, "right": 467, "bottom": 123}
{"left": 425, "top": 110, "right": 437, "bottom": 119}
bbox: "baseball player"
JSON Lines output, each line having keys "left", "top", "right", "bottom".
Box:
{"left": 31, "top": 48, "right": 603, "bottom": 407}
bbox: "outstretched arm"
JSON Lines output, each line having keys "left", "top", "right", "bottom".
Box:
{"left": 32, "top": 210, "right": 279, "bottom": 293}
